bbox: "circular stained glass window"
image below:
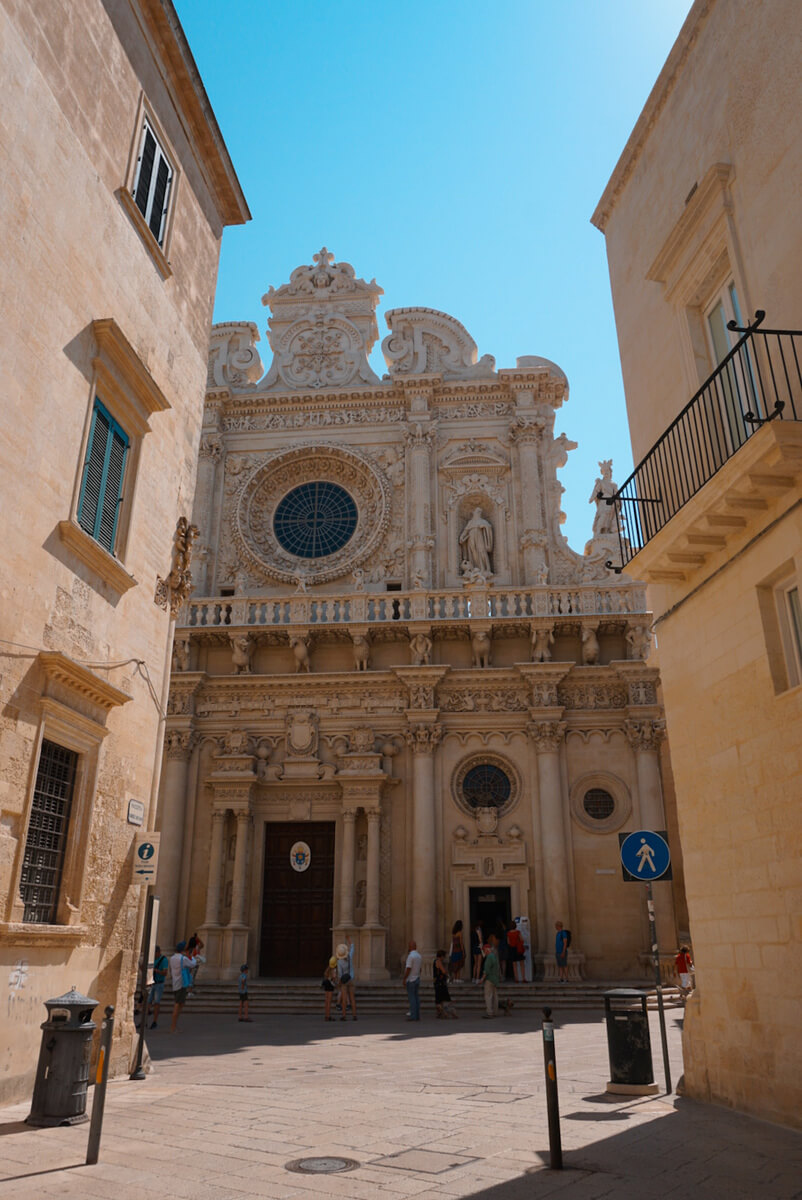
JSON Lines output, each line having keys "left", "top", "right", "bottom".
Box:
{"left": 583, "top": 788, "right": 615, "bottom": 820}
{"left": 273, "top": 482, "right": 357, "bottom": 559}
{"left": 462, "top": 763, "right": 512, "bottom": 809}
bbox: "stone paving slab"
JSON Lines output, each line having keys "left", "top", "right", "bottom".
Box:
{"left": 0, "top": 1009, "right": 800, "bottom": 1199}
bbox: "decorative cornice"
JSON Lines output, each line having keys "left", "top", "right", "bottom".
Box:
{"left": 92, "top": 318, "right": 170, "bottom": 429}
{"left": 38, "top": 651, "right": 132, "bottom": 714}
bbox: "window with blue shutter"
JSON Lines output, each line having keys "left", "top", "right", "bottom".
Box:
{"left": 77, "top": 400, "right": 129, "bottom": 555}
{"left": 132, "top": 117, "right": 173, "bottom": 246}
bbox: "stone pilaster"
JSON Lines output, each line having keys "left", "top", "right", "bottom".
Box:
{"left": 155, "top": 727, "right": 193, "bottom": 950}
{"left": 625, "top": 718, "right": 677, "bottom": 957}
{"left": 404, "top": 409, "right": 436, "bottom": 585}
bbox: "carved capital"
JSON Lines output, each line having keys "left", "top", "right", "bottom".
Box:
{"left": 527, "top": 720, "right": 566, "bottom": 753}
{"left": 342, "top": 808, "right": 358, "bottom": 824}
{"left": 165, "top": 729, "right": 193, "bottom": 760}
{"left": 404, "top": 723, "right": 443, "bottom": 754}
{"left": 624, "top": 719, "right": 666, "bottom": 752}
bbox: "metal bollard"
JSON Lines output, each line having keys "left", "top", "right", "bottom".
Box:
{"left": 86, "top": 1006, "right": 114, "bottom": 1165}
{"left": 541, "top": 1007, "right": 563, "bottom": 1170}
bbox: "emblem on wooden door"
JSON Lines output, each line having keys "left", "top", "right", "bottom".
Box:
{"left": 290, "top": 841, "right": 312, "bottom": 872}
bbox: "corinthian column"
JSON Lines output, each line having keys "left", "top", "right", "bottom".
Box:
{"left": 365, "top": 807, "right": 382, "bottom": 926}
{"left": 529, "top": 720, "right": 570, "bottom": 934}
{"left": 204, "top": 809, "right": 227, "bottom": 927}
{"left": 405, "top": 723, "right": 442, "bottom": 958}
{"left": 229, "top": 810, "right": 252, "bottom": 927}
{"left": 405, "top": 420, "right": 435, "bottom": 584}
{"left": 339, "top": 808, "right": 357, "bottom": 927}
{"left": 155, "top": 728, "right": 193, "bottom": 949}
{"left": 509, "top": 412, "right": 546, "bottom": 582}
{"left": 625, "top": 719, "right": 677, "bottom": 953}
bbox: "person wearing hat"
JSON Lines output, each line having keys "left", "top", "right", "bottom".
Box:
{"left": 169, "top": 941, "right": 195, "bottom": 1033}
{"left": 336, "top": 935, "right": 357, "bottom": 1021}
{"left": 321, "top": 955, "right": 338, "bottom": 1021}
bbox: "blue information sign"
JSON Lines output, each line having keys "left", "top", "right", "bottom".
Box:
{"left": 620, "top": 829, "right": 671, "bottom": 881}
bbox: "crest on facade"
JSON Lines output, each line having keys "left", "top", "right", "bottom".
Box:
{"left": 289, "top": 841, "right": 312, "bottom": 872}
{"left": 285, "top": 710, "right": 318, "bottom": 757}
{"left": 260, "top": 249, "right": 383, "bottom": 391}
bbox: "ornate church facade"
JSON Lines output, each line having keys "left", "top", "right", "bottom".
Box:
{"left": 156, "top": 250, "right": 681, "bottom": 981}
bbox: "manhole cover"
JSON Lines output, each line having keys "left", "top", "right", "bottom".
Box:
{"left": 285, "top": 1156, "right": 359, "bottom": 1175}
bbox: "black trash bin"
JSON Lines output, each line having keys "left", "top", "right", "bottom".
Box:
{"left": 603, "top": 988, "right": 658, "bottom": 1095}
{"left": 27, "top": 986, "right": 98, "bottom": 1126}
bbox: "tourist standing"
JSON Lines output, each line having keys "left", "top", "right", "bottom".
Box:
{"left": 482, "top": 934, "right": 501, "bottom": 1018}
{"left": 675, "top": 946, "right": 694, "bottom": 997}
{"left": 237, "top": 963, "right": 252, "bottom": 1022}
{"left": 169, "top": 941, "right": 195, "bottom": 1033}
{"left": 433, "top": 950, "right": 458, "bottom": 1019}
{"left": 507, "top": 923, "right": 525, "bottom": 983}
{"left": 448, "top": 921, "right": 465, "bottom": 982}
{"left": 555, "top": 922, "right": 571, "bottom": 982}
{"left": 403, "top": 940, "right": 422, "bottom": 1021}
{"left": 336, "top": 935, "right": 357, "bottom": 1020}
{"left": 471, "top": 923, "right": 484, "bottom": 983}
{"left": 322, "top": 955, "right": 338, "bottom": 1020}
{"left": 148, "top": 944, "right": 169, "bottom": 1029}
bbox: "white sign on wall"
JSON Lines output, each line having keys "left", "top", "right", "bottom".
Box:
{"left": 132, "top": 832, "right": 160, "bottom": 885}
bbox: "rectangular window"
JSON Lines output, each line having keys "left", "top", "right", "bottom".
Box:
{"left": 780, "top": 584, "right": 802, "bottom": 687}
{"left": 77, "top": 400, "right": 129, "bottom": 555}
{"left": 20, "top": 740, "right": 78, "bottom": 924}
{"left": 132, "top": 117, "right": 173, "bottom": 246}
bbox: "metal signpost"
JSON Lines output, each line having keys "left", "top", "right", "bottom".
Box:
{"left": 619, "top": 830, "right": 672, "bottom": 1093}
{"left": 130, "top": 892, "right": 159, "bottom": 1081}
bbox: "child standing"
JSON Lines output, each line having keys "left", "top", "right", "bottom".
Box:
{"left": 237, "top": 963, "right": 252, "bottom": 1022}
{"left": 322, "top": 955, "right": 337, "bottom": 1021}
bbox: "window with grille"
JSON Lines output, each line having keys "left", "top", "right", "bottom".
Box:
{"left": 583, "top": 788, "right": 615, "bottom": 821}
{"left": 77, "top": 400, "right": 129, "bottom": 554}
{"left": 462, "top": 763, "right": 512, "bottom": 809}
{"left": 20, "top": 740, "right": 78, "bottom": 924}
{"left": 132, "top": 117, "right": 173, "bottom": 246}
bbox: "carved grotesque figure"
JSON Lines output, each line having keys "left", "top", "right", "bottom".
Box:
{"left": 172, "top": 634, "right": 190, "bottom": 672}
{"left": 471, "top": 630, "right": 492, "bottom": 669}
{"left": 230, "top": 633, "right": 252, "bottom": 674}
{"left": 290, "top": 633, "right": 311, "bottom": 672}
{"left": 352, "top": 633, "right": 370, "bottom": 671}
{"left": 531, "top": 626, "right": 554, "bottom": 663}
{"left": 581, "top": 625, "right": 600, "bottom": 665}
{"left": 459, "top": 506, "right": 494, "bottom": 575}
{"left": 409, "top": 632, "right": 432, "bottom": 666}
{"left": 626, "top": 623, "right": 651, "bottom": 661}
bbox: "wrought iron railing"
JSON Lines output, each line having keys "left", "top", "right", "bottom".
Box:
{"left": 607, "top": 312, "right": 802, "bottom": 568}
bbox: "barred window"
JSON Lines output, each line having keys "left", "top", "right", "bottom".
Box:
{"left": 20, "top": 740, "right": 78, "bottom": 924}
{"left": 583, "top": 788, "right": 615, "bottom": 821}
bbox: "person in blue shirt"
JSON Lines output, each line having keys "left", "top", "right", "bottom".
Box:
{"left": 555, "top": 922, "right": 571, "bottom": 982}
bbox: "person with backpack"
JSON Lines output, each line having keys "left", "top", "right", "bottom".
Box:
{"left": 169, "top": 941, "right": 196, "bottom": 1032}
{"left": 148, "top": 944, "right": 169, "bottom": 1029}
{"left": 555, "top": 921, "right": 571, "bottom": 982}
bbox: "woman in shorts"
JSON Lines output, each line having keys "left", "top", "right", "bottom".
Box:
{"left": 322, "top": 955, "right": 338, "bottom": 1021}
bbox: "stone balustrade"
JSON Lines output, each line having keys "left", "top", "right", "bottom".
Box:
{"left": 179, "top": 582, "right": 646, "bottom": 630}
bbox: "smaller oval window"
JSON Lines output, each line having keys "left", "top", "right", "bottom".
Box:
{"left": 583, "top": 788, "right": 615, "bottom": 821}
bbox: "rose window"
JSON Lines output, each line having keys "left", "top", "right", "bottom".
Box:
{"left": 273, "top": 482, "right": 358, "bottom": 559}
{"left": 461, "top": 763, "right": 512, "bottom": 809}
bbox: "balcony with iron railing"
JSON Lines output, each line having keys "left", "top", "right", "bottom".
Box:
{"left": 606, "top": 312, "right": 802, "bottom": 575}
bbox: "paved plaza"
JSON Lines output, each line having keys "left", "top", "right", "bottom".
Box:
{"left": 0, "top": 1006, "right": 800, "bottom": 1199}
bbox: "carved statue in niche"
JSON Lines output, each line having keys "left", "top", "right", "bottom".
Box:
{"left": 172, "top": 634, "right": 190, "bottom": 672}
{"left": 290, "top": 633, "right": 311, "bottom": 672}
{"left": 535, "top": 562, "right": 549, "bottom": 586}
{"left": 352, "top": 568, "right": 366, "bottom": 591}
{"left": 357, "top": 833, "right": 368, "bottom": 860}
{"left": 590, "top": 459, "right": 620, "bottom": 537}
{"left": 409, "top": 632, "right": 432, "bottom": 666}
{"left": 531, "top": 626, "right": 554, "bottom": 663}
{"left": 581, "top": 624, "right": 600, "bottom": 665}
{"left": 230, "top": 633, "right": 252, "bottom": 674}
{"left": 355, "top": 879, "right": 367, "bottom": 909}
{"left": 459, "top": 507, "right": 494, "bottom": 575}
{"left": 471, "top": 630, "right": 492, "bottom": 669}
{"left": 626, "top": 623, "right": 652, "bottom": 660}
{"left": 352, "top": 633, "right": 370, "bottom": 671}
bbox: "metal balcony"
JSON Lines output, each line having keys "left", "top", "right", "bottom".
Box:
{"left": 608, "top": 312, "right": 802, "bottom": 569}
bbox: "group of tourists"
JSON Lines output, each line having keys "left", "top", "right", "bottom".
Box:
{"left": 145, "top": 933, "right": 205, "bottom": 1033}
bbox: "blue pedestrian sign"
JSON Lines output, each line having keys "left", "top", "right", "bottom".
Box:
{"left": 620, "top": 830, "right": 670, "bottom": 881}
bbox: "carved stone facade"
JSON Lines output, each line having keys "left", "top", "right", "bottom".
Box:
{"left": 159, "top": 252, "right": 683, "bottom": 985}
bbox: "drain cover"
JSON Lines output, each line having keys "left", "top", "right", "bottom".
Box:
{"left": 285, "top": 1156, "right": 359, "bottom": 1175}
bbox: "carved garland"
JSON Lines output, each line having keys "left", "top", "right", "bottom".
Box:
{"left": 233, "top": 443, "right": 392, "bottom": 585}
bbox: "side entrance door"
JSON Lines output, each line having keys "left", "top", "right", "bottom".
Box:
{"left": 260, "top": 822, "right": 335, "bottom": 978}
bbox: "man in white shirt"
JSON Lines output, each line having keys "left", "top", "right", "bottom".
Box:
{"left": 402, "top": 940, "right": 422, "bottom": 1022}
{"left": 169, "top": 940, "right": 195, "bottom": 1033}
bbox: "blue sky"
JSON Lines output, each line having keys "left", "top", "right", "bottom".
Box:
{"left": 175, "top": 0, "right": 693, "bottom": 553}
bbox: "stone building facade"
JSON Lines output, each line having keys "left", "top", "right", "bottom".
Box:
{"left": 160, "top": 249, "right": 682, "bottom": 984}
{"left": 592, "top": 0, "right": 801, "bottom": 1127}
{"left": 0, "top": 1, "right": 248, "bottom": 1103}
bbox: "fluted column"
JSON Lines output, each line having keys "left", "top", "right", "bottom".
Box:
{"left": 229, "top": 810, "right": 251, "bottom": 927}
{"left": 203, "top": 809, "right": 227, "bottom": 927}
{"left": 339, "top": 808, "right": 357, "bottom": 926}
{"left": 529, "top": 721, "right": 570, "bottom": 930}
{"left": 365, "top": 807, "right": 381, "bottom": 926}
{"left": 155, "top": 728, "right": 193, "bottom": 948}
{"left": 625, "top": 719, "right": 677, "bottom": 951}
{"left": 509, "top": 413, "right": 545, "bottom": 582}
{"left": 406, "top": 723, "right": 442, "bottom": 956}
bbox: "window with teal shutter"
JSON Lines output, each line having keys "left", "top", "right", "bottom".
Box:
{"left": 77, "top": 400, "right": 129, "bottom": 554}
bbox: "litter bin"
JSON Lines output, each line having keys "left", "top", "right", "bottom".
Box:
{"left": 603, "top": 988, "right": 658, "bottom": 1095}
{"left": 27, "top": 986, "right": 98, "bottom": 1126}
